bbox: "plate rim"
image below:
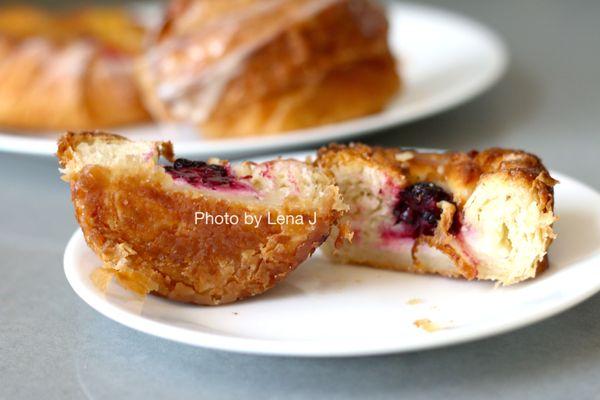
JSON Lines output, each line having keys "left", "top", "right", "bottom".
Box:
{"left": 0, "top": 1, "right": 508, "bottom": 158}
{"left": 63, "top": 169, "right": 600, "bottom": 357}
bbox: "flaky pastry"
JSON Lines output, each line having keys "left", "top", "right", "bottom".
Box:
{"left": 137, "top": 0, "right": 400, "bottom": 138}
{"left": 0, "top": 6, "right": 149, "bottom": 131}
{"left": 316, "top": 143, "right": 557, "bottom": 285}
{"left": 58, "top": 132, "right": 347, "bottom": 305}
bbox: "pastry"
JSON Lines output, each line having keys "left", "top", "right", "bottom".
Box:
{"left": 57, "top": 132, "right": 347, "bottom": 305}
{"left": 137, "top": 0, "right": 400, "bottom": 138}
{"left": 0, "top": 6, "right": 150, "bottom": 131}
{"left": 316, "top": 143, "right": 557, "bottom": 285}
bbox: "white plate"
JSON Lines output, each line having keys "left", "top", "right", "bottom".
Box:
{"left": 63, "top": 161, "right": 600, "bottom": 357}
{"left": 0, "top": 2, "right": 507, "bottom": 157}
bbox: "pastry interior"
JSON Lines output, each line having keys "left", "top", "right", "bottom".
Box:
{"left": 316, "top": 143, "right": 557, "bottom": 285}
{"left": 58, "top": 132, "right": 347, "bottom": 305}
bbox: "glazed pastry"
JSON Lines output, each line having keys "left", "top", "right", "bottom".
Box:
{"left": 316, "top": 143, "right": 557, "bottom": 285}
{"left": 57, "top": 132, "right": 347, "bottom": 305}
{"left": 0, "top": 6, "right": 150, "bottom": 131}
{"left": 137, "top": 0, "right": 400, "bottom": 138}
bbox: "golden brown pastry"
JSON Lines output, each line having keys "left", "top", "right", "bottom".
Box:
{"left": 0, "top": 6, "right": 150, "bottom": 131}
{"left": 57, "top": 132, "right": 347, "bottom": 305}
{"left": 137, "top": 0, "right": 401, "bottom": 138}
{"left": 316, "top": 143, "right": 557, "bottom": 285}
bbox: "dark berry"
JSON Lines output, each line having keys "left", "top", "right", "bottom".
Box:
{"left": 393, "top": 182, "right": 460, "bottom": 238}
{"left": 422, "top": 211, "right": 437, "bottom": 225}
{"left": 165, "top": 158, "right": 245, "bottom": 190}
{"left": 399, "top": 208, "right": 414, "bottom": 224}
{"left": 173, "top": 158, "right": 207, "bottom": 169}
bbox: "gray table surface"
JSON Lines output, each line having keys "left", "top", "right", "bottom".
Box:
{"left": 1, "top": 0, "right": 599, "bottom": 399}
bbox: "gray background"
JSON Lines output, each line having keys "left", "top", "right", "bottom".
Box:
{"left": 1, "top": 0, "right": 599, "bottom": 399}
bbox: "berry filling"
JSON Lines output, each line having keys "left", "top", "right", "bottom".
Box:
{"left": 392, "top": 182, "right": 460, "bottom": 238}
{"left": 165, "top": 158, "right": 252, "bottom": 191}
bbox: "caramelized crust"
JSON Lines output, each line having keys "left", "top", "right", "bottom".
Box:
{"left": 317, "top": 143, "right": 556, "bottom": 207}
{"left": 316, "top": 143, "right": 557, "bottom": 285}
{"left": 137, "top": 0, "right": 400, "bottom": 137}
{"left": 58, "top": 132, "right": 346, "bottom": 305}
{"left": 0, "top": 6, "right": 149, "bottom": 131}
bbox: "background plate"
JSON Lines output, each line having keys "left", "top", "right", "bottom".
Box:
{"left": 0, "top": 2, "right": 507, "bottom": 157}
{"left": 63, "top": 157, "right": 600, "bottom": 357}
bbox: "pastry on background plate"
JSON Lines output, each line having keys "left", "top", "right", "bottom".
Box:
{"left": 137, "top": 0, "right": 400, "bottom": 138}
{"left": 57, "top": 132, "right": 347, "bottom": 305}
{"left": 316, "top": 143, "right": 557, "bottom": 285}
{"left": 0, "top": 6, "right": 150, "bottom": 131}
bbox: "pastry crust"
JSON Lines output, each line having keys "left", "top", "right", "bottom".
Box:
{"left": 316, "top": 143, "right": 557, "bottom": 285}
{"left": 137, "top": 0, "right": 400, "bottom": 137}
{"left": 0, "top": 6, "right": 150, "bottom": 131}
{"left": 58, "top": 131, "right": 347, "bottom": 305}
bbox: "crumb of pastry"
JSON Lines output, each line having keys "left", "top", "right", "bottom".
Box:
{"left": 90, "top": 265, "right": 155, "bottom": 297}
{"left": 90, "top": 267, "right": 114, "bottom": 293}
{"left": 414, "top": 318, "right": 441, "bottom": 332}
{"left": 113, "top": 267, "right": 157, "bottom": 297}
{"left": 407, "top": 298, "right": 424, "bottom": 305}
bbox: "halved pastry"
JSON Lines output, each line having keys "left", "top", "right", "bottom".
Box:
{"left": 137, "top": 0, "right": 400, "bottom": 138}
{"left": 0, "top": 6, "right": 150, "bottom": 131}
{"left": 316, "top": 143, "right": 557, "bottom": 285}
{"left": 57, "top": 132, "right": 347, "bottom": 305}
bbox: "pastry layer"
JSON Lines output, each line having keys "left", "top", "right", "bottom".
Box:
{"left": 58, "top": 132, "right": 347, "bottom": 305}
{"left": 0, "top": 6, "right": 149, "bottom": 131}
{"left": 137, "top": 0, "right": 400, "bottom": 137}
{"left": 316, "top": 143, "right": 557, "bottom": 285}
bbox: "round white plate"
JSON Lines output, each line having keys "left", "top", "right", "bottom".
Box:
{"left": 64, "top": 163, "right": 600, "bottom": 357}
{"left": 1, "top": 2, "right": 507, "bottom": 157}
